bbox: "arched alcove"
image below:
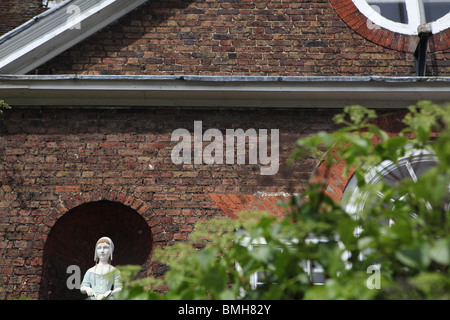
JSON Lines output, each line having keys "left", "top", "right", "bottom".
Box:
{"left": 39, "top": 200, "right": 153, "bottom": 300}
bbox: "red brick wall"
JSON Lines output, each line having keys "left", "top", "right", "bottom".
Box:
{"left": 35, "top": 0, "right": 450, "bottom": 77}
{"left": 1, "top": 0, "right": 449, "bottom": 300}
{"left": 0, "top": 106, "right": 348, "bottom": 299}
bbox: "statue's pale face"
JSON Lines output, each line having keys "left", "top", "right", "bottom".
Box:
{"left": 96, "top": 242, "right": 111, "bottom": 262}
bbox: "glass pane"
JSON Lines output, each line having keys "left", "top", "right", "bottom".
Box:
{"left": 367, "top": 0, "right": 408, "bottom": 24}
{"left": 310, "top": 261, "right": 325, "bottom": 285}
{"left": 382, "top": 159, "right": 438, "bottom": 187}
{"left": 256, "top": 271, "right": 269, "bottom": 284}
{"left": 421, "top": 0, "right": 450, "bottom": 22}
{"left": 311, "top": 272, "right": 326, "bottom": 284}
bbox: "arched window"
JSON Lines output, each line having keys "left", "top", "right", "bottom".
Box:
{"left": 353, "top": 0, "right": 450, "bottom": 35}
{"left": 341, "top": 148, "right": 439, "bottom": 215}
{"left": 329, "top": 0, "right": 450, "bottom": 52}
{"left": 238, "top": 235, "right": 326, "bottom": 294}
{"left": 40, "top": 201, "right": 153, "bottom": 300}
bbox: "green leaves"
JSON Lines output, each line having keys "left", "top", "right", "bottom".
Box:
{"left": 395, "top": 244, "right": 431, "bottom": 270}
{"left": 0, "top": 99, "right": 11, "bottom": 114}
{"left": 429, "top": 238, "right": 450, "bottom": 266}
{"left": 333, "top": 105, "right": 377, "bottom": 128}
{"left": 403, "top": 101, "right": 450, "bottom": 142}
{"left": 117, "top": 101, "right": 450, "bottom": 300}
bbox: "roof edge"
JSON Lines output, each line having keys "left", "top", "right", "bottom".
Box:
{"left": 0, "top": 0, "right": 74, "bottom": 46}
{"left": 0, "top": 0, "right": 148, "bottom": 75}
{"left": 1, "top": 74, "right": 450, "bottom": 83}
{"left": 1, "top": 75, "right": 449, "bottom": 108}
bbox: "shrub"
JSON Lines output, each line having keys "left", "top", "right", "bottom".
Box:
{"left": 117, "top": 101, "right": 450, "bottom": 300}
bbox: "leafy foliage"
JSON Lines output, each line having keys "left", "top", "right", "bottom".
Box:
{"left": 0, "top": 100, "right": 11, "bottom": 114}
{"left": 117, "top": 101, "right": 450, "bottom": 300}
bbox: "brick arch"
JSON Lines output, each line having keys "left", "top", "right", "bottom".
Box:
{"left": 39, "top": 193, "right": 154, "bottom": 300}
{"left": 329, "top": 0, "right": 450, "bottom": 52}
{"left": 53, "top": 189, "right": 153, "bottom": 219}
{"left": 311, "top": 110, "right": 410, "bottom": 203}
{"left": 208, "top": 193, "right": 292, "bottom": 219}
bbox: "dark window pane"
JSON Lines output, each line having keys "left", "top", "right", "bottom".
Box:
{"left": 381, "top": 160, "right": 438, "bottom": 188}
{"left": 422, "top": 1, "right": 450, "bottom": 22}
{"left": 368, "top": 1, "right": 409, "bottom": 24}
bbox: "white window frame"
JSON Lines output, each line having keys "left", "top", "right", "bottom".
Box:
{"left": 236, "top": 149, "right": 446, "bottom": 295}
{"left": 353, "top": 0, "right": 450, "bottom": 35}
{"left": 342, "top": 147, "right": 439, "bottom": 215}
{"left": 237, "top": 235, "right": 328, "bottom": 292}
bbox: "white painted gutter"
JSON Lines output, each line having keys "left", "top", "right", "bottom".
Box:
{"left": 0, "top": 75, "right": 449, "bottom": 108}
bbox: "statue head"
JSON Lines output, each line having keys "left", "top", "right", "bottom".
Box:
{"left": 94, "top": 236, "right": 114, "bottom": 263}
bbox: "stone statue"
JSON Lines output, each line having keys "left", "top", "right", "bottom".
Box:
{"left": 80, "top": 236, "right": 122, "bottom": 300}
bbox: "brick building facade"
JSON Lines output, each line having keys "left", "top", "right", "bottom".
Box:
{"left": 0, "top": 0, "right": 449, "bottom": 299}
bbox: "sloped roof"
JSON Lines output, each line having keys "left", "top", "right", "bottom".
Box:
{"left": 0, "top": 0, "right": 148, "bottom": 75}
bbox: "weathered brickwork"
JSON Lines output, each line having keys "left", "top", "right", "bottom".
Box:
{"left": 0, "top": 106, "right": 348, "bottom": 299}
{"left": 1, "top": 0, "right": 449, "bottom": 300}
{"left": 35, "top": 0, "right": 449, "bottom": 77}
